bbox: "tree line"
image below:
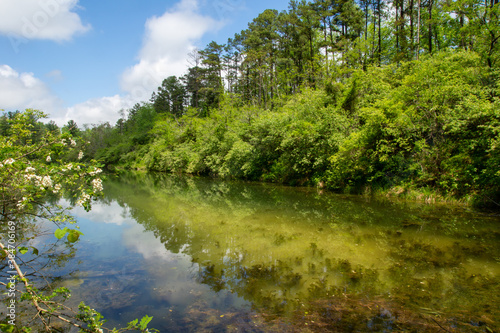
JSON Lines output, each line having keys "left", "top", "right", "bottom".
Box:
{"left": 148, "top": 0, "right": 499, "bottom": 116}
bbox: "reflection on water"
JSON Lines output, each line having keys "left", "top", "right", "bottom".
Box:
{"left": 50, "top": 172, "right": 499, "bottom": 332}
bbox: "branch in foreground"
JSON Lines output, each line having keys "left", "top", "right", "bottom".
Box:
{"left": 0, "top": 241, "right": 94, "bottom": 332}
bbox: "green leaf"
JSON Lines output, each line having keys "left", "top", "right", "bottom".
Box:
{"left": 54, "top": 228, "right": 68, "bottom": 239}
{"left": 127, "top": 319, "right": 138, "bottom": 328}
{"left": 67, "top": 231, "right": 80, "bottom": 243}
{"left": 31, "top": 247, "right": 39, "bottom": 256}
{"left": 139, "top": 315, "right": 153, "bottom": 330}
{"left": 0, "top": 324, "right": 15, "bottom": 333}
{"left": 18, "top": 247, "right": 29, "bottom": 255}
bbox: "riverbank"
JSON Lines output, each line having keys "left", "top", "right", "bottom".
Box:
{"left": 90, "top": 52, "right": 499, "bottom": 209}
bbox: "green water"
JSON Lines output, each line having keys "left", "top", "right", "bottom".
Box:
{"left": 52, "top": 172, "right": 499, "bottom": 332}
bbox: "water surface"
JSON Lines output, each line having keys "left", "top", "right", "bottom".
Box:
{"left": 49, "top": 172, "right": 499, "bottom": 332}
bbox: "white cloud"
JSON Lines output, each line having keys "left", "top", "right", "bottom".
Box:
{"left": 70, "top": 200, "right": 134, "bottom": 226}
{"left": 71, "top": 199, "right": 180, "bottom": 261}
{"left": 121, "top": 0, "right": 221, "bottom": 96}
{"left": 61, "top": 95, "right": 135, "bottom": 126}
{"left": 0, "top": 65, "right": 127, "bottom": 126}
{"left": 1, "top": 0, "right": 222, "bottom": 127}
{"left": 122, "top": 224, "right": 178, "bottom": 261}
{"left": 45, "top": 69, "right": 64, "bottom": 82}
{"left": 0, "top": 64, "right": 63, "bottom": 114}
{"left": 0, "top": 0, "right": 90, "bottom": 42}
{"left": 0, "top": 64, "right": 129, "bottom": 126}
{"left": 64, "top": 0, "right": 222, "bottom": 126}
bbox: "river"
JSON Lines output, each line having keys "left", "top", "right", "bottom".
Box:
{"left": 45, "top": 172, "right": 499, "bottom": 332}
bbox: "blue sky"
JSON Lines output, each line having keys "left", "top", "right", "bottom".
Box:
{"left": 0, "top": 0, "right": 290, "bottom": 126}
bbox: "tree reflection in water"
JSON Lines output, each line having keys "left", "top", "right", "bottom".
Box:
{"left": 59, "top": 172, "right": 499, "bottom": 332}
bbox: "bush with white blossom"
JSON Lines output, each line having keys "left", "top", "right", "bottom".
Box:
{"left": 0, "top": 109, "right": 105, "bottom": 243}
{"left": 0, "top": 109, "right": 156, "bottom": 333}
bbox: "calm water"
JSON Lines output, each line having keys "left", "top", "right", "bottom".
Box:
{"left": 46, "top": 172, "right": 499, "bottom": 332}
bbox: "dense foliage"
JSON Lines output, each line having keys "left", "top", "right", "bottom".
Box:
{"left": 5, "top": 0, "right": 500, "bottom": 206}
{"left": 82, "top": 50, "right": 499, "bottom": 206}
{"left": 142, "top": 0, "right": 500, "bottom": 113}
{"left": 0, "top": 110, "right": 156, "bottom": 332}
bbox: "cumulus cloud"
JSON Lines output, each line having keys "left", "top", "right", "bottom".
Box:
{"left": 60, "top": 95, "right": 135, "bottom": 126}
{"left": 61, "top": 0, "right": 222, "bottom": 126}
{"left": 0, "top": 64, "right": 63, "bottom": 114}
{"left": 0, "top": 65, "right": 127, "bottom": 126}
{"left": 0, "top": 0, "right": 90, "bottom": 43}
{"left": 121, "top": 0, "right": 221, "bottom": 96}
{"left": 1, "top": 0, "right": 222, "bottom": 126}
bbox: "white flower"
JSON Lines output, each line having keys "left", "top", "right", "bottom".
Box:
{"left": 41, "top": 176, "right": 53, "bottom": 188}
{"left": 70, "top": 139, "right": 77, "bottom": 147}
{"left": 24, "top": 173, "right": 36, "bottom": 181}
{"left": 31, "top": 175, "right": 43, "bottom": 187}
{"left": 46, "top": 155, "right": 52, "bottom": 162}
{"left": 25, "top": 167, "right": 36, "bottom": 173}
{"left": 91, "top": 178, "right": 103, "bottom": 192}
{"left": 78, "top": 151, "right": 84, "bottom": 160}
{"left": 53, "top": 184, "right": 62, "bottom": 194}
{"left": 76, "top": 193, "right": 91, "bottom": 206}
{"left": 16, "top": 197, "right": 27, "bottom": 209}
{"left": 4, "top": 158, "right": 15, "bottom": 165}
{"left": 0, "top": 163, "right": 4, "bottom": 168}
{"left": 67, "top": 163, "right": 73, "bottom": 170}
{"left": 61, "top": 139, "right": 67, "bottom": 146}
{"left": 89, "top": 167, "right": 103, "bottom": 176}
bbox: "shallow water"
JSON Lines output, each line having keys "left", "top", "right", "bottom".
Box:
{"left": 47, "top": 172, "right": 499, "bottom": 332}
